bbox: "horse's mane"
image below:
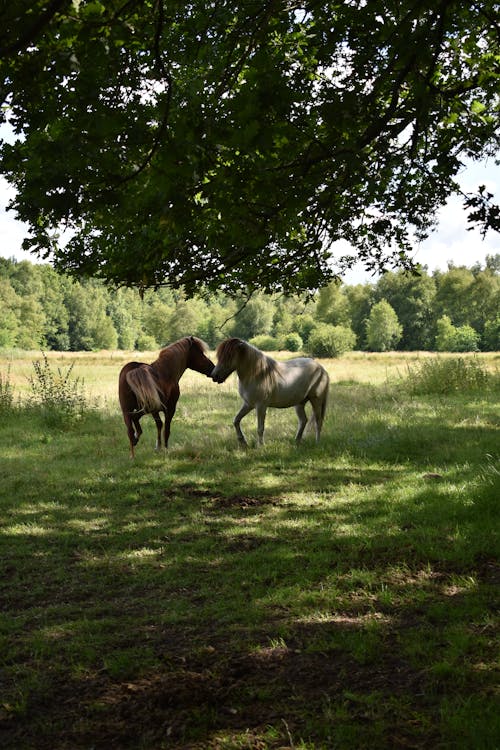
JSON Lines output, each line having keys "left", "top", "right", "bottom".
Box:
{"left": 158, "top": 336, "right": 208, "bottom": 361}
{"left": 218, "top": 338, "right": 280, "bottom": 394}
{"left": 215, "top": 337, "right": 241, "bottom": 362}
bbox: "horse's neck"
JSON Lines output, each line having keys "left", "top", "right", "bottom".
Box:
{"left": 239, "top": 348, "right": 276, "bottom": 384}
{"left": 154, "top": 347, "right": 188, "bottom": 382}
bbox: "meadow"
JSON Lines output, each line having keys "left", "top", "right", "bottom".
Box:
{"left": 0, "top": 349, "right": 499, "bottom": 749}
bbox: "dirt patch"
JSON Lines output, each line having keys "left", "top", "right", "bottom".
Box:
{"left": 164, "top": 484, "right": 278, "bottom": 510}
{"left": 163, "top": 484, "right": 215, "bottom": 500}
{"left": 209, "top": 495, "right": 276, "bottom": 509}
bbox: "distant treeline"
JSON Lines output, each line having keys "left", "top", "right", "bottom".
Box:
{"left": 0, "top": 255, "right": 499, "bottom": 354}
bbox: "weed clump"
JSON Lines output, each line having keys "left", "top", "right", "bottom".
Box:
{"left": 405, "top": 356, "right": 492, "bottom": 395}
{"left": 28, "top": 353, "right": 88, "bottom": 427}
{"left": 0, "top": 366, "right": 14, "bottom": 412}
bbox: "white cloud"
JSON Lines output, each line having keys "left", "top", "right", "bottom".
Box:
{"left": 0, "top": 176, "right": 33, "bottom": 262}
{"left": 343, "top": 159, "right": 500, "bottom": 284}
{"left": 411, "top": 161, "right": 499, "bottom": 273}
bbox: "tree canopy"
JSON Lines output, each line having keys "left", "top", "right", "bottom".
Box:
{"left": 1, "top": 1, "right": 499, "bottom": 296}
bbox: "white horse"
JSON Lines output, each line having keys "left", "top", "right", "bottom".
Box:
{"left": 212, "top": 338, "right": 329, "bottom": 446}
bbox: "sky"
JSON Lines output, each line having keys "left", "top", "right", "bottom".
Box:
{"left": 1, "top": 128, "right": 499, "bottom": 286}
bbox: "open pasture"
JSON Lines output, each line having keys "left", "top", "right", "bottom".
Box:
{"left": 0, "top": 349, "right": 498, "bottom": 749}
{"left": 3, "top": 347, "right": 499, "bottom": 400}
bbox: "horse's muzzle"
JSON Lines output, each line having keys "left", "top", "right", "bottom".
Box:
{"left": 211, "top": 368, "right": 227, "bottom": 383}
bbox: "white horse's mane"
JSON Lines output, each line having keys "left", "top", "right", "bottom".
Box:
{"left": 237, "top": 341, "right": 281, "bottom": 395}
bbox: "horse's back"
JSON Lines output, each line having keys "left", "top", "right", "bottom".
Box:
{"left": 278, "top": 357, "right": 328, "bottom": 398}
{"left": 279, "top": 357, "right": 327, "bottom": 381}
{"left": 281, "top": 356, "right": 322, "bottom": 372}
{"left": 242, "top": 356, "right": 328, "bottom": 408}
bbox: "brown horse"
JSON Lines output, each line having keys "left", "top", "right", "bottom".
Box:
{"left": 118, "top": 336, "right": 214, "bottom": 457}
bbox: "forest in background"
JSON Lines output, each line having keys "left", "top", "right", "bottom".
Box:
{"left": 0, "top": 254, "right": 499, "bottom": 354}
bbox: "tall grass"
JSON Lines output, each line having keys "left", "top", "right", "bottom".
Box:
{"left": 405, "top": 355, "right": 495, "bottom": 395}
{"left": 0, "top": 365, "right": 14, "bottom": 412}
{"left": 26, "top": 352, "right": 90, "bottom": 427}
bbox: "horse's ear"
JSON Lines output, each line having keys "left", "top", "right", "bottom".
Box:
{"left": 232, "top": 338, "right": 245, "bottom": 355}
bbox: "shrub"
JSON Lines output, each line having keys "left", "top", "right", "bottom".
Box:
{"left": 482, "top": 317, "right": 500, "bottom": 351}
{"left": 452, "top": 325, "right": 480, "bottom": 352}
{"left": 435, "top": 315, "right": 480, "bottom": 352}
{"left": 283, "top": 332, "right": 303, "bottom": 352}
{"left": 135, "top": 333, "right": 158, "bottom": 351}
{"left": 307, "top": 323, "right": 356, "bottom": 358}
{"left": 248, "top": 334, "right": 282, "bottom": 351}
{"left": 28, "top": 353, "right": 88, "bottom": 427}
{"left": 292, "top": 314, "right": 316, "bottom": 346}
{"left": 406, "top": 356, "right": 490, "bottom": 395}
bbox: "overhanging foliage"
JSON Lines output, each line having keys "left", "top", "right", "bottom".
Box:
{"left": 1, "top": 1, "right": 499, "bottom": 295}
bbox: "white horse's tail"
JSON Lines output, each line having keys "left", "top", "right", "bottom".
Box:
{"left": 126, "top": 367, "right": 165, "bottom": 413}
{"left": 308, "top": 367, "right": 329, "bottom": 440}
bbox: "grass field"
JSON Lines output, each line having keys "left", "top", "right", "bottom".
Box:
{"left": 0, "top": 349, "right": 499, "bottom": 749}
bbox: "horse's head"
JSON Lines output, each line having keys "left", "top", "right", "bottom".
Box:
{"left": 187, "top": 336, "right": 215, "bottom": 377}
{"left": 212, "top": 338, "right": 242, "bottom": 383}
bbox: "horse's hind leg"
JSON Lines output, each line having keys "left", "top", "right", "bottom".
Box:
{"left": 124, "top": 413, "right": 142, "bottom": 458}
{"left": 308, "top": 369, "right": 329, "bottom": 443}
{"left": 294, "top": 403, "right": 308, "bottom": 443}
{"left": 256, "top": 404, "right": 267, "bottom": 445}
{"left": 132, "top": 414, "right": 142, "bottom": 442}
{"left": 309, "top": 392, "right": 327, "bottom": 442}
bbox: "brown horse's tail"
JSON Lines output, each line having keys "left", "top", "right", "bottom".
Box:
{"left": 125, "top": 367, "right": 165, "bottom": 413}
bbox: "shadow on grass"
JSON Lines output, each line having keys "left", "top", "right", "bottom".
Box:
{"left": 0, "top": 404, "right": 499, "bottom": 749}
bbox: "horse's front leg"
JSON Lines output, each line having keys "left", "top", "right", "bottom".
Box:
{"left": 256, "top": 403, "right": 267, "bottom": 445}
{"left": 163, "top": 391, "right": 179, "bottom": 449}
{"left": 152, "top": 412, "right": 163, "bottom": 451}
{"left": 233, "top": 402, "right": 253, "bottom": 447}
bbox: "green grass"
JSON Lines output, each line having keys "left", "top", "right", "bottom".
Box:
{"left": 0, "top": 351, "right": 498, "bottom": 749}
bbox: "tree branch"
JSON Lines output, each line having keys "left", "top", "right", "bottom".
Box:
{"left": 0, "top": 0, "right": 69, "bottom": 56}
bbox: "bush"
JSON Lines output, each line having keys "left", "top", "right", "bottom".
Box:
{"left": 283, "top": 332, "right": 303, "bottom": 352}
{"left": 452, "top": 325, "right": 480, "bottom": 352}
{"left": 307, "top": 323, "right": 356, "bottom": 358}
{"left": 482, "top": 317, "right": 500, "bottom": 351}
{"left": 135, "top": 333, "right": 158, "bottom": 351}
{"left": 435, "top": 315, "right": 480, "bottom": 352}
{"left": 406, "top": 356, "right": 490, "bottom": 395}
{"left": 28, "top": 353, "right": 88, "bottom": 427}
{"left": 293, "top": 314, "right": 316, "bottom": 346}
{"left": 248, "top": 334, "right": 282, "bottom": 351}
